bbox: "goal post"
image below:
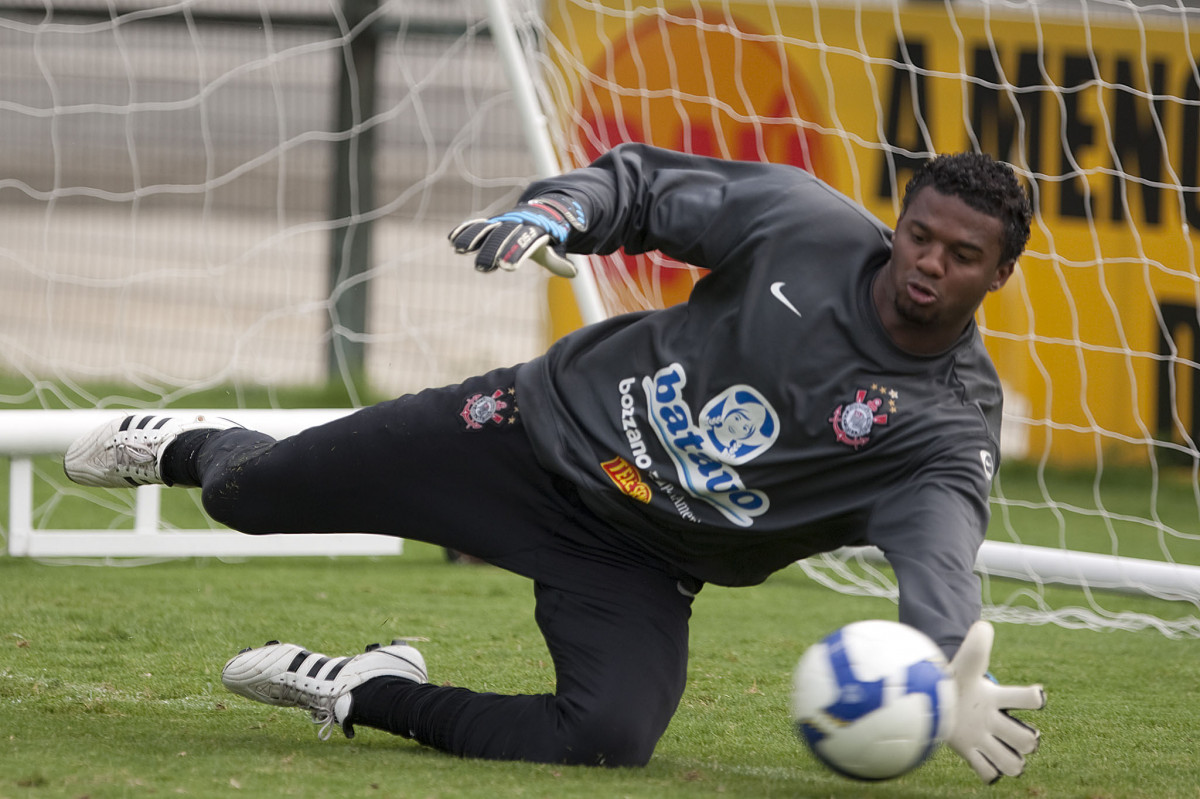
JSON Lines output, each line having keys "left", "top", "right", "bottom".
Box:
{"left": 484, "top": 0, "right": 607, "bottom": 325}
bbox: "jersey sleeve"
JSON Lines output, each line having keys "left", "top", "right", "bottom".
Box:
{"left": 518, "top": 142, "right": 833, "bottom": 269}
{"left": 867, "top": 443, "right": 995, "bottom": 659}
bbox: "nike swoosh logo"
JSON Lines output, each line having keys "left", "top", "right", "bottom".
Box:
{"left": 770, "top": 281, "right": 802, "bottom": 318}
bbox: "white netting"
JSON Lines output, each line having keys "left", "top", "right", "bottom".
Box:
{"left": 0, "top": 0, "right": 546, "bottom": 403}
{"left": 0, "top": 0, "right": 555, "bottom": 556}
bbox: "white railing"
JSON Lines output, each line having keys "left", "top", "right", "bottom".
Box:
{"left": 1, "top": 409, "right": 403, "bottom": 558}
{"left": 3, "top": 410, "right": 1199, "bottom": 607}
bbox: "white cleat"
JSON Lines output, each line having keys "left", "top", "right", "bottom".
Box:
{"left": 63, "top": 413, "right": 239, "bottom": 488}
{"left": 222, "top": 640, "right": 428, "bottom": 740}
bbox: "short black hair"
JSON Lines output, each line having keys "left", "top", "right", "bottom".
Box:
{"left": 900, "top": 152, "right": 1032, "bottom": 265}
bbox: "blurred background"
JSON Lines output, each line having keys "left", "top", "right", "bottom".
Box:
{"left": 0, "top": 0, "right": 544, "bottom": 402}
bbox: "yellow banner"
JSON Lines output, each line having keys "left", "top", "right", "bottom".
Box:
{"left": 543, "top": 0, "right": 1200, "bottom": 464}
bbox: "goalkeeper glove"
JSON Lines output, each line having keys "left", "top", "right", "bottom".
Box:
{"left": 449, "top": 194, "right": 586, "bottom": 277}
{"left": 946, "top": 620, "right": 1046, "bottom": 784}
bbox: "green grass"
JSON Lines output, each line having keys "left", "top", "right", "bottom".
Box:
{"left": 3, "top": 374, "right": 1199, "bottom": 796}
{"left": 1, "top": 543, "right": 1198, "bottom": 799}
{"left": 991, "top": 461, "right": 1200, "bottom": 564}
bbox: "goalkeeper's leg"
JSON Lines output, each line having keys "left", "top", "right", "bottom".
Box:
{"left": 158, "top": 365, "right": 564, "bottom": 565}
{"left": 151, "top": 363, "right": 699, "bottom": 764}
{"left": 342, "top": 551, "right": 695, "bottom": 766}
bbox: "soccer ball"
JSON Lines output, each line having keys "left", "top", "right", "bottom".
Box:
{"left": 791, "top": 620, "right": 956, "bottom": 781}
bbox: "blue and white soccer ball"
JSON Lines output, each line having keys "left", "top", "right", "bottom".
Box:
{"left": 791, "top": 620, "right": 957, "bottom": 781}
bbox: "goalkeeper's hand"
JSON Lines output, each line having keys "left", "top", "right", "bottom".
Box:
{"left": 946, "top": 620, "right": 1046, "bottom": 784}
{"left": 449, "top": 194, "right": 586, "bottom": 278}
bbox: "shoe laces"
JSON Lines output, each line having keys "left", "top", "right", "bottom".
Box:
{"left": 311, "top": 707, "right": 337, "bottom": 741}
{"left": 263, "top": 678, "right": 341, "bottom": 741}
{"left": 113, "top": 440, "right": 157, "bottom": 475}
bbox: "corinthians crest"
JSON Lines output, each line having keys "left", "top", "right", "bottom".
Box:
{"left": 460, "top": 387, "right": 517, "bottom": 430}
{"left": 829, "top": 385, "right": 898, "bottom": 449}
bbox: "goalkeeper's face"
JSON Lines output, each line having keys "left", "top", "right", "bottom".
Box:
{"left": 875, "top": 186, "right": 1015, "bottom": 355}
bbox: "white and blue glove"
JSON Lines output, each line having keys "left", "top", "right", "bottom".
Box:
{"left": 449, "top": 194, "right": 586, "bottom": 277}
{"left": 947, "top": 620, "right": 1046, "bottom": 784}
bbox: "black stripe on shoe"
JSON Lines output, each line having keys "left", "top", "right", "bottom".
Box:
{"left": 306, "top": 656, "right": 332, "bottom": 678}
{"left": 153, "top": 417, "right": 172, "bottom": 429}
{"left": 325, "top": 658, "right": 350, "bottom": 681}
{"left": 136, "top": 416, "right": 154, "bottom": 430}
{"left": 119, "top": 416, "right": 134, "bottom": 432}
{"left": 287, "top": 650, "right": 312, "bottom": 674}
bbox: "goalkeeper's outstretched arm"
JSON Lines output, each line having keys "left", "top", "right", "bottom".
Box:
{"left": 449, "top": 142, "right": 841, "bottom": 276}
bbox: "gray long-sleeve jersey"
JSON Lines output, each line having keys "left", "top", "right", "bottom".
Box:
{"left": 514, "top": 143, "right": 1000, "bottom": 654}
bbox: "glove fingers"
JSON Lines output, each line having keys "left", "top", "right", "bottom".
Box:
{"left": 955, "top": 744, "right": 1002, "bottom": 784}
{"left": 990, "top": 710, "right": 1041, "bottom": 755}
{"left": 495, "top": 229, "right": 553, "bottom": 272}
{"left": 991, "top": 683, "right": 1046, "bottom": 712}
{"left": 450, "top": 197, "right": 587, "bottom": 276}
{"left": 448, "top": 220, "right": 475, "bottom": 249}
{"left": 471, "top": 222, "right": 524, "bottom": 272}
{"left": 455, "top": 218, "right": 572, "bottom": 276}
{"left": 983, "top": 736, "right": 1029, "bottom": 778}
{"left": 449, "top": 219, "right": 497, "bottom": 254}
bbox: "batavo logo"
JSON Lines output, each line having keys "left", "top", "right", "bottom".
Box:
{"left": 601, "top": 456, "right": 653, "bottom": 503}
{"left": 642, "top": 363, "right": 770, "bottom": 527}
{"left": 574, "top": 8, "right": 832, "bottom": 308}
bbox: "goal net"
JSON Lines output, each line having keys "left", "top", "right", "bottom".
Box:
{"left": 1, "top": 0, "right": 1197, "bottom": 637}
{"left": 525, "top": 0, "right": 1200, "bottom": 636}
{"left": 0, "top": 0, "right": 549, "bottom": 556}
{"left": 1, "top": 0, "right": 546, "bottom": 400}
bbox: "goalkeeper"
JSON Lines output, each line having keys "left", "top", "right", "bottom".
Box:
{"left": 65, "top": 143, "right": 1045, "bottom": 783}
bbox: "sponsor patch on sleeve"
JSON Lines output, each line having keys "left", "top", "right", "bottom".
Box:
{"left": 600, "top": 456, "right": 652, "bottom": 503}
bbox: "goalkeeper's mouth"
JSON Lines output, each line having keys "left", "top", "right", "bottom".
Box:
{"left": 905, "top": 280, "right": 938, "bottom": 306}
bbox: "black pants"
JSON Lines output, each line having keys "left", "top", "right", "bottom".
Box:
{"left": 174, "top": 366, "right": 697, "bottom": 766}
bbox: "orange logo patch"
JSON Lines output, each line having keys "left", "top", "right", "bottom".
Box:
{"left": 601, "top": 456, "right": 652, "bottom": 504}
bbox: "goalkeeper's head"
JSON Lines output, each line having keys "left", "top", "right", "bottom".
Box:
{"left": 901, "top": 153, "right": 1033, "bottom": 266}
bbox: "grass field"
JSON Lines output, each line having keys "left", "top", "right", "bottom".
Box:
{"left": 3, "top": 375, "right": 1199, "bottom": 796}
{"left": 2, "top": 540, "right": 1198, "bottom": 799}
